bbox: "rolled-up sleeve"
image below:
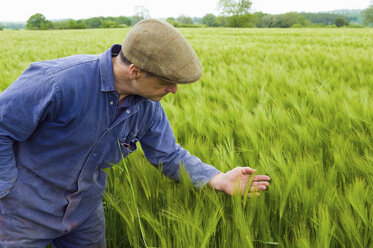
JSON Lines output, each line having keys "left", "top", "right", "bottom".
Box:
{"left": 0, "top": 64, "right": 60, "bottom": 198}
{"left": 139, "top": 102, "right": 220, "bottom": 188}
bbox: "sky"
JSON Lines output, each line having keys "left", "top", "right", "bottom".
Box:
{"left": 0, "top": 0, "right": 371, "bottom": 22}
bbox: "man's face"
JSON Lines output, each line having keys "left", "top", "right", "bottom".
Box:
{"left": 132, "top": 73, "right": 178, "bottom": 101}
{"left": 113, "top": 59, "right": 179, "bottom": 102}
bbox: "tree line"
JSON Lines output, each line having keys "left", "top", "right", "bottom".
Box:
{"left": 202, "top": 0, "right": 372, "bottom": 28}
{"left": 23, "top": 14, "right": 132, "bottom": 30}
{"left": 2, "top": 0, "right": 373, "bottom": 30}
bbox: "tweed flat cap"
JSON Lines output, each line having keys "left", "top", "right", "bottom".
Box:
{"left": 122, "top": 19, "right": 202, "bottom": 84}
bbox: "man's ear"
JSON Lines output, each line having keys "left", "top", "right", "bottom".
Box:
{"left": 128, "top": 64, "right": 141, "bottom": 80}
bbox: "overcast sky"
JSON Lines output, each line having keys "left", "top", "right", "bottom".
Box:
{"left": 0, "top": 0, "right": 371, "bottom": 22}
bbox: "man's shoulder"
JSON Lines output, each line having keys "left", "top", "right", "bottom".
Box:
{"left": 34, "top": 54, "right": 101, "bottom": 75}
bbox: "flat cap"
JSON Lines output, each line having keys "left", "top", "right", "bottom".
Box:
{"left": 122, "top": 19, "right": 202, "bottom": 84}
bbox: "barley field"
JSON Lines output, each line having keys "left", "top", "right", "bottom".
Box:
{"left": 1, "top": 28, "right": 372, "bottom": 247}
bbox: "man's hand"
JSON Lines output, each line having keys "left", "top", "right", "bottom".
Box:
{"left": 208, "top": 167, "right": 270, "bottom": 197}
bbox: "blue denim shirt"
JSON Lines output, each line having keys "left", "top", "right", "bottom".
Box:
{"left": 0, "top": 44, "right": 220, "bottom": 233}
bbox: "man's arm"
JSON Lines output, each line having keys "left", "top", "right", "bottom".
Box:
{"left": 139, "top": 102, "right": 221, "bottom": 187}
{"left": 139, "top": 102, "right": 271, "bottom": 193}
{"left": 0, "top": 64, "right": 59, "bottom": 198}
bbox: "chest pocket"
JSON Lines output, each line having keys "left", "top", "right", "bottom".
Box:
{"left": 102, "top": 135, "right": 138, "bottom": 168}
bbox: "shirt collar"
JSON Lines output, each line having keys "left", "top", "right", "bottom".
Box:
{"left": 100, "top": 44, "right": 149, "bottom": 106}
{"left": 100, "top": 44, "right": 121, "bottom": 92}
{"left": 116, "top": 94, "right": 146, "bottom": 108}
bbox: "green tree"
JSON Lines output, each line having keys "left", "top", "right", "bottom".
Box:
{"left": 301, "top": 12, "right": 348, "bottom": 25}
{"left": 219, "top": 0, "right": 252, "bottom": 16}
{"left": 69, "top": 19, "right": 86, "bottom": 29}
{"left": 166, "top": 17, "right": 178, "bottom": 26}
{"left": 334, "top": 17, "right": 349, "bottom": 27}
{"left": 257, "top": 15, "right": 270, "bottom": 27}
{"left": 218, "top": 0, "right": 254, "bottom": 27}
{"left": 115, "top": 16, "right": 132, "bottom": 26}
{"left": 363, "top": 4, "right": 373, "bottom": 26}
{"left": 253, "top": 12, "right": 267, "bottom": 27}
{"left": 26, "top": 13, "right": 52, "bottom": 30}
{"left": 230, "top": 14, "right": 255, "bottom": 27}
{"left": 177, "top": 15, "right": 194, "bottom": 25}
{"left": 201, "top": 14, "right": 218, "bottom": 27}
{"left": 100, "top": 20, "right": 122, "bottom": 28}
{"left": 51, "top": 19, "right": 86, "bottom": 29}
{"left": 84, "top": 17, "right": 103, "bottom": 28}
{"left": 281, "top": 12, "right": 306, "bottom": 27}
{"left": 216, "top": 16, "right": 228, "bottom": 27}
{"left": 259, "top": 14, "right": 282, "bottom": 28}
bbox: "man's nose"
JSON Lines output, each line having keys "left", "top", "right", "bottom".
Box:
{"left": 166, "top": 84, "right": 178, "bottom": 94}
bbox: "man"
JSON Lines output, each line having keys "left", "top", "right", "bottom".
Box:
{"left": 0, "top": 19, "right": 270, "bottom": 247}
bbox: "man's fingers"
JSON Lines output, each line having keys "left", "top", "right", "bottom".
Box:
{"left": 241, "top": 167, "right": 256, "bottom": 175}
{"left": 239, "top": 168, "right": 270, "bottom": 182}
{"left": 250, "top": 184, "right": 267, "bottom": 192}
{"left": 239, "top": 173, "right": 270, "bottom": 190}
{"left": 251, "top": 181, "right": 270, "bottom": 187}
{"left": 249, "top": 180, "right": 269, "bottom": 193}
{"left": 252, "top": 175, "right": 271, "bottom": 182}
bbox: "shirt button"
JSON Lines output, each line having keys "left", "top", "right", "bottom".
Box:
{"left": 126, "top": 110, "right": 131, "bottom": 114}
{"left": 110, "top": 101, "right": 114, "bottom": 105}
